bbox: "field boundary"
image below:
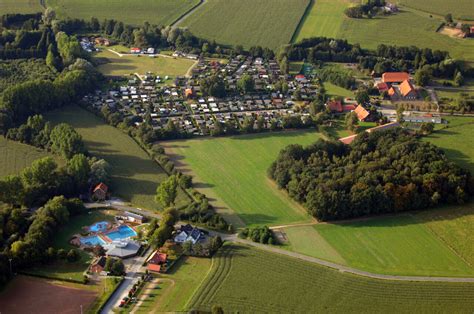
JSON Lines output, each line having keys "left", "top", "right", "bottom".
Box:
{"left": 290, "top": 0, "right": 315, "bottom": 44}
{"left": 170, "top": 0, "right": 205, "bottom": 27}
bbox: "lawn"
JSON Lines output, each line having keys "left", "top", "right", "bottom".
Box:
{"left": 45, "top": 0, "right": 200, "bottom": 26}
{"left": 423, "top": 116, "right": 474, "bottom": 173}
{"left": 46, "top": 105, "right": 190, "bottom": 210}
{"left": 324, "top": 82, "right": 354, "bottom": 98}
{"left": 188, "top": 244, "right": 474, "bottom": 313}
{"left": 313, "top": 215, "right": 473, "bottom": 276}
{"left": 0, "top": 137, "right": 62, "bottom": 178}
{"left": 134, "top": 256, "right": 211, "bottom": 313}
{"left": 163, "top": 131, "right": 321, "bottom": 227}
{"left": 295, "top": 0, "right": 474, "bottom": 63}
{"left": 0, "top": 0, "right": 43, "bottom": 15}
{"left": 94, "top": 49, "right": 196, "bottom": 77}
{"left": 181, "top": 0, "right": 310, "bottom": 50}
{"left": 398, "top": 0, "right": 474, "bottom": 20}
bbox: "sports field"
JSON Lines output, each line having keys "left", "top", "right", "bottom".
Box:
{"left": 46, "top": 105, "right": 190, "bottom": 210}
{"left": 164, "top": 131, "right": 320, "bottom": 227}
{"left": 0, "top": 0, "right": 43, "bottom": 15}
{"left": 181, "top": 0, "right": 310, "bottom": 49}
{"left": 94, "top": 49, "right": 196, "bottom": 77}
{"left": 188, "top": 244, "right": 474, "bottom": 313}
{"left": 398, "top": 0, "right": 474, "bottom": 20}
{"left": 295, "top": 0, "right": 474, "bottom": 63}
{"left": 0, "top": 137, "right": 61, "bottom": 178}
{"left": 45, "top": 0, "right": 200, "bottom": 26}
{"left": 134, "top": 256, "right": 211, "bottom": 313}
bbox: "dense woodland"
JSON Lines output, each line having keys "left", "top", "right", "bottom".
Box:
{"left": 269, "top": 129, "right": 473, "bottom": 221}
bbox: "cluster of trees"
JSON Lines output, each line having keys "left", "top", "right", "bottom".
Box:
{"left": 182, "top": 235, "right": 223, "bottom": 257}
{"left": 0, "top": 58, "right": 102, "bottom": 130}
{"left": 444, "top": 13, "right": 472, "bottom": 36}
{"left": 148, "top": 208, "right": 179, "bottom": 249}
{"left": 104, "top": 257, "right": 125, "bottom": 276}
{"left": 181, "top": 193, "right": 230, "bottom": 231}
{"left": 238, "top": 226, "right": 276, "bottom": 245}
{"left": 0, "top": 196, "right": 85, "bottom": 283}
{"left": 317, "top": 66, "right": 356, "bottom": 89}
{"left": 344, "top": 0, "right": 386, "bottom": 19}
{"left": 268, "top": 129, "right": 473, "bottom": 221}
{"left": 0, "top": 59, "right": 56, "bottom": 95}
{"left": 0, "top": 13, "right": 42, "bottom": 29}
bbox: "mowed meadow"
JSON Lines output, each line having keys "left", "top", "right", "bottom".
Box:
{"left": 398, "top": 0, "right": 474, "bottom": 20}
{"left": 46, "top": 105, "right": 189, "bottom": 210}
{"left": 163, "top": 131, "right": 320, "bottom": 227}
{"left": 181, "top": 0, "right": 310, "bottom": 49}
{"left": 188, "top": 244, "right": 474, "bottom": 313}
{"left": 295, "top": 0, "right": 474, "bottom": 63}
{"left": 0, "top": 0, "right": 42, "bottom": 15}
{"left": 45, "top": 0, "right": 200, "bottom": 26}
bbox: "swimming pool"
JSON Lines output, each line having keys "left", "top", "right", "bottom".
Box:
{"left": 80, "top": 235, "right": 106, "bottom": 246}
{"left": 89, "top": 221, "right": 109, "bottom": 233}
{"left": 105, "top": 225, "right": 137, "bottom": 241}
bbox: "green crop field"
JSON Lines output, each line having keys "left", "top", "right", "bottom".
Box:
{"left": 0, "top": 0, "right": 43, "bottom": 15}
{"left": 181, "top": 0, "right": 310, "bottom": 50}
{"left": 94, "top": 49, "right": 196, "bottom": 77}
{"left": 188, "top": 244, "right": 474, "bottom": 313}
{"left": 45, "top": 0, "right": 200, "bottom": 26}
{"left": 163, "top": 131, "right": 322, "bottom": 227}
{"left": 398, "top": 0, "right": 474, "bottom": 20}
{"left": 0, "top": 137, "right": 62, "bottom": 178}
{"left": 134, "top": 256, "right": 211, "bottom": 313}
{"left": 295, "top": 0, "right": 474, "bottom": 63}
{"left": 46, "top": 105, "right": 189, "bottom": 210}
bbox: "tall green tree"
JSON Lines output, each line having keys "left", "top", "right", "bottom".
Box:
{"left": 155, "top": 175, "right": 178, "bottom": 207}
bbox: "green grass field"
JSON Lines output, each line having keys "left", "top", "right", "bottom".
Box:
{"left": 164, "top": 131, "right": 321, "bottom": 227}
{"left": 0, "top": 137, "right": 62, "bottom": 178}
{"left": 46, "top": 0, "right": 199, "bottom": 26}
{"left": 188, "top": 244, "right": 474, "bottom": 313}
{"left": 94, "top": 49, "right": 196, "bottom": 77}
{"left": 295, "top": 0, "right": 474, "bottom": 63}
{"left": 324, "top": 82, "right": 354, "bottom": 98}
{"left": 134, "top": 256, "right": 211, "bottom": 313}
{"left": 398, "top": 0, "right": 474, "bottom": 20}
{"left": 46, "top": 105, "right": 189, "bottom": 210}
{"left": 0, "top": 0, "right": 43, "bottom": 15}
{"left": 181, "top": 0, "right": 310, "bottom": 49}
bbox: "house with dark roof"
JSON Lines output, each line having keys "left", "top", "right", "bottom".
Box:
{"left": 92, "top": 183, "right": 108, "bottom": 201}
{"left": 147, "top": 251, "right": 168, "bottom": 273}
{"left": 90, "top": 256, "right": 107, "bottom": 274}
{"left": 174, "top": 224, "right": 203, "bottom": 244}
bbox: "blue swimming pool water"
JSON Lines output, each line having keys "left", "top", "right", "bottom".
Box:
{"left": 105, "top": 225, "right": 137, "bottom": 241}
{"left": 90, "top": 221, "right": 109, "bottom": 233}
{"left": 80, "top": 235, "right": 106, "bottom": 246}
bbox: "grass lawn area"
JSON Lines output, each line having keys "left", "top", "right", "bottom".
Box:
{"left": 0, "top": 0, "right": 42, "bottom": 14}
{"left": 324, "top": 82, "right": 354, "bottom": 98}
{"left": 46, "top": 105, "right": 190, "bottom": 210}
{"left": 0, "top": 137, "right": 63, "bottom": 177}
{"left": 94, "top": 49, "right": 196, "bottom": 77}
{"left": 288, "top": 61, "right": 303, "bottom": 75}
{"left": 46, "top": 0, "right": 200, "bottom": 26}
{"left": 189, "top": 244, "right": 474, "bottom": 313}
{"left": 398, "top": 0, "right": 474, "bottom": 20}
{"left": 314, "top": 215, "right": 474, "bottom": 276}
{"left": 181, "top": 0, "right": 310, "bottom": 50}
{"left": 134, "top": 256, "right": 211, "bottom": 313}
{"left": 295, "top": 0, "right": 474, "bottom": 63}
{"left": 423, "top": 116, "right": 474, "bottom": 173}
{"left": 163, "top": 130, "right": 321, "bottom": 227}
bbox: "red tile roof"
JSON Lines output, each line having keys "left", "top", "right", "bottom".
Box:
{"left": 382, "top": 72, "right": 409, "bottom": 83}
{"left": 147, "top": 251, "right": 167, "bottom": 265}
{"left": 93, "top": 183, "right": 108, "bottom": 193}
{"left": 147, "top": 264, "right": 161, "bottom": 272}
{"left": 339, "top": 134, "right": 357, "bottom": 145}
{"left": 377, "top": 82, "right": 389, "bottom": 91}
{"left": 399, "top": 80, "right": 415, "bottom": 97}
{"left": 327, "top": 100, "right": 343, "bottom": 112}
{"left": 342, "top": 104, "right": 356, "bottom": 112}
{"left": 354, "top": 105, "right": 370, "bottom": 121}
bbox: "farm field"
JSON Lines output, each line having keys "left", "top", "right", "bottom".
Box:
{"left": 134, "top": 256, "right": 211, "bottom": 313}
{"left": 163, "top": 131, "right": 320, "bottom": 227}
{"left": 0, "top": 137, "right": 62, "bottom": 178}
{"left": 46, "top": 105, "right": 189, "bottom": 210}
{"left": 94, "top": 49, "right": 196, "bottom": 77}
{"left": 295, "top": 0, "right": 474, "bottom": 63}
{"left": 45, "top": 0, "right": 200, "bottom": 26}
{"left": 189, "top": 244, "right": 474, "bottom": 313}
{"left": 181, "top": 0, "right": 310, "bottom": 50}
{"left": 0, "top": 0, "right": 43, "bottom": 15}
{"left": 0, "top": 275, "right": 97, "bottom": 313}
{"left": 398, "top": 0, "right": 474, "bottom": 20}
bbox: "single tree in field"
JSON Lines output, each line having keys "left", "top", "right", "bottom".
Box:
{"left": 444, "top": 13, "right": 453, "bottom": 24}
{"left": 237, "top": 74, "right": 255, "bottom": 94}
{"left": 454, "top": 71, "right": 464, "bottom": 87}
{"left": 355, "top": 89, "right": 370, "bottom": 105}
{"left": 155, "top": 175, "right": 178, "bottom": 207}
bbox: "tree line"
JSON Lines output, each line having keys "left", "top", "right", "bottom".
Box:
{"left": 268, "top": 129, "right": 473, "bottom": 221}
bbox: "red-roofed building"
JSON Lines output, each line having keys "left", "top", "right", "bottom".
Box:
{"left": 93, "top": 183, "right": 108, "bottom": 201}
{"left": 327, "top": 100, "right": 343, "bottom": 112}
{"left": 339, "top": 134, "right": 357, "bottom": 145}
{"left": 338, "top": 122, "right": 401, "bottom": 145}
{"left": 354, "top": 105, "right": 370, "bottom": 121}
{"left": 130, "top": 47, "right": 141, "bottom": 54}
{"left": 147, "top": 251, "right": 168, "bottom": 273}
{"left": 185, "top": 88, "right": 194, "bottom": 99}
{"left": 388, "top": 87, "right": 397, "bottom": 97}
{"left": 377, "top": 82, "right": 389, "bottom": 92}
{"left": 382, "top": 72, "right": 410, "bottom": 84}
{"left": 399, "top": 80, "right": 417, "bottom": 99}
{"left": 342, "top": 104, "right": 356, "bottom": 112}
